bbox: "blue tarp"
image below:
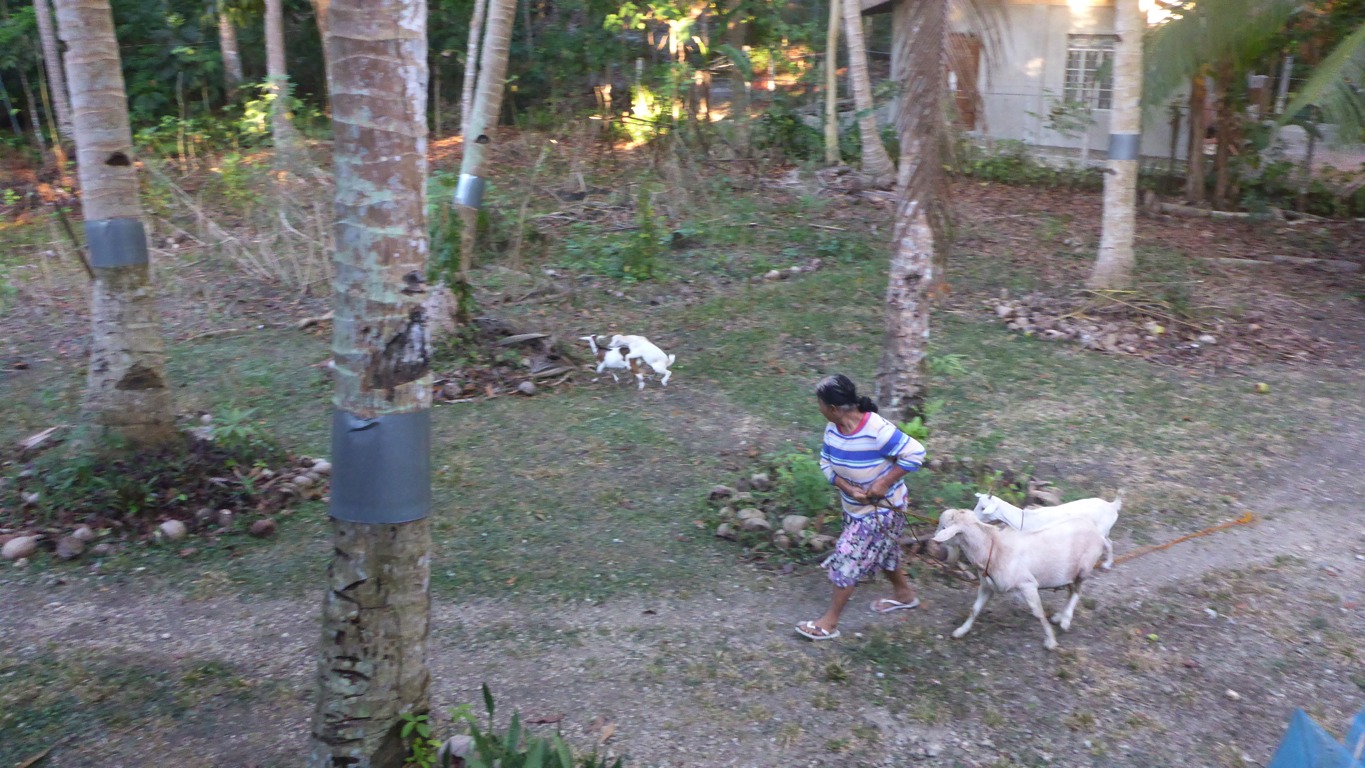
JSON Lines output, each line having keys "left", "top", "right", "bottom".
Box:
{"left": 1267, "top": 710, "right": 1365, "bottom": 768}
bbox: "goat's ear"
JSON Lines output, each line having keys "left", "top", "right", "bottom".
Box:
{"left": 932, "top": 524, "right": 961, "bottom": 543}
{"left": 618, "top": 345, "right": 630, "bottom": 356}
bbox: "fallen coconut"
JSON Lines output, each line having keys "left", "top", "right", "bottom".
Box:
{"left": 740, "top": 517, "right": 772, "bottom": 533}
{"left": 72, "top": 525, "right": 95, "bottom": 542}
{"left": 56, "top": 536, "right": 86, "bottom": 561}
{"left": 782, "top": 515, "right": 810, "bottom": 536}
{"left": 1, "top": 535, "right": 38, "bottom": 561}
{"left": 715, "top": 523, "right": 738, "bottom": 541}
{"left": 159, "top": 520, "right": 188, "bottom": 541}
{"left": 249, "top": 518, "right": 278, "bottom": 538}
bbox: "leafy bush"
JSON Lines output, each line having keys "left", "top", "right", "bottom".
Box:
{"left": 404, "top": 685, "right": 623, "bottom": 768}
{"left": 952, "top": 139, "right": 1103, "bottom": 190}
{"left": 774, "top": 451, "right": 834, "bottom": 519}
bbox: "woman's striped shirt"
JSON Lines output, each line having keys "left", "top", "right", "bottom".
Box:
{"left": 819, "top": 411, "right": 926, "bottom": 518}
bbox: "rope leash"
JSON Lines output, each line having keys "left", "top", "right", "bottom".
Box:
{"left": 1111, "top": 512, "right": 1256, "bottom": 566}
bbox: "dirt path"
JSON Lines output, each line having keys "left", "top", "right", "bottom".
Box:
{"left": 4, "top": 409, "right": 1363, "bottom": 767}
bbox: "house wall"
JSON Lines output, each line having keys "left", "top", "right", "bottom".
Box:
{"left": 959, "top": 0, "right": 1185, "bottom": 163}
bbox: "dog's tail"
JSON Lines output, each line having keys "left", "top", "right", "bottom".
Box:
{"left": 668, "top": 354, "right": 676, "bottom": 365}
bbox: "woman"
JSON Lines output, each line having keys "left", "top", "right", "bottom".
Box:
{"left": 796, "top": 374, "right": 926, "bottom": 641}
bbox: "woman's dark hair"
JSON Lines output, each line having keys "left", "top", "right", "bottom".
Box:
{"left": 815, "top": 374, "right": 879, "bottom": 413}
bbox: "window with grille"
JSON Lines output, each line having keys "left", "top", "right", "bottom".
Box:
{"left": 1064, "top": 35, "right": 1116, "bottom": 109}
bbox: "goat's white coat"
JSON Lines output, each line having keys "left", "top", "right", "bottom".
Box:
{"left": 581, "top": 335, "right": 633, "bottom": 384}
{"left": 933, "top": 508, "right": 1106, "bottom": 651}
{"left": 973, "top": 492, "right": 1122, "bottom": 569}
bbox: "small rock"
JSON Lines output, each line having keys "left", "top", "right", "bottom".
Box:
{"left": 293, "top": 474, "right": 316, "bottom": 488}
{"left": 56, "top": 536, "right": 85, "bottom": 561}
{"left": 517, "top": 381, "right": 537, "bottom": 396}
{"left": 764, "top": 269, "right": 782, "bottom": 280}
{"left": 718, "top": 505, "right": 737, "bottom": 519}
{"left": 216, "top": 509, "right": 235, "bottom": 528}
{"left": 773, "top": 533, "right": 792, "bottom": 549}
{"left": 708, "top": 485, "right": 736, "bottom": 500}
{"left": 194, "top": 508, "right": 217, "bottom": 528}
{"left": 437, "top": 735, "right": 473, "bottom": 763}
{"left": 1197, "top": 334, "right": 1217, "bottom": 345}
{"left": 3, "top": 535, "right": 39, "bottom": 561}
{"left": 1225, "top": 689, "right": 1241, "bottom": 701}
{"left": 159, "top": 520, "right": 188, "bottom": 541}
{"left": 21, "top": 491, "right": 40, "bottom": 505}
{"left": 782, "top": 515, "right": 810, "bottom": 536}
{"left": 312, "top": 460, "right": 331, "bottom": 475}
{"left": 732, "top": 491, "right": 755, "bottom": 502}
{"left": 14, "top": 557, "right": 30, "bottom": 569}
{"left": 736, "top": 507, "right": 763, "bottom": 521}
{"left": 71, "top": 525, "right": 95, "bottom": 542}
{"left": 91, "top": 542, "right": 117, "bottom": 557}
{"left": 808, "top": 534, "right": 836, "bottom": 552}
{"left": 259, "top": 468, "right": 276, "bottom": 480}
{"left": 740, "top": 517, "right": 772, "bottom": 533}
{"left": 926, "top": 743, "right": 944, "bottom": 758}
{"left": 200, "top": 413, "right": 213, "bottom": 425}
{"left": 1204, "top": 608, "right": 1218, "bottom": 619}
{"left": 995, "top": 304, "right": 1014, "bottom": 318}
{"left": 249, "top": 519, "right": 278, "bottom": 538}
{"left": 749, "top": 473, "right": 773, "bottom": 491}
{"left": 715, "top": 523, "right": 737, "bottom": 541}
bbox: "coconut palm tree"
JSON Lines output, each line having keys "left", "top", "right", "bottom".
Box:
{"left": 452, "top": 0, "right": 516, "bottom": 322}
{"left": 53, "top": 0, "right": 176, "bottom": 447}
{"left": 33, "top": 0, "right": 71, "bottom": 140}
{"left": 1087, "top": 0, "right": 1144, "bottom": 289}
{"left": 460, "top": 0, "right": 489, "bottom": 130}
{"left": 842, "top": 0, "right": 897, "bottom": 186}
{"left": 824, "top": 0, "right": 841, "bottom": 165}
{"left": 308, "top": 0, "right": 432, "bottom": 763}
{"left": 217, "top": 0, "right": 243, "bottom": 96}
{"left": 265, "top": 0, "right": 301, "bottom": 164}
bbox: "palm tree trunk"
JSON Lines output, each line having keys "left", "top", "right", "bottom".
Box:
{"left": 1087, "top": 0, "right": 1143, "bottom": 289}
{"left": 841, "top": 0, "right": 895, "bottom": 186}
{"left": 308, "top": 0, "right": 432, "bottom": 763}
{"left": 453, "top": 0, "right": 516, "bottom": 323}
{"left": 1184, "top": 71, "right": 1206, "bottom": 204}
{"left": 308, "top": 0, "right": 331, "bottom": 108}
{"left": 54, "top": 0, "right": 176, "bottom": 447}
{"left": 875, "top": 0, "right": 944, "bottom": 423}
{"left": 724, "top": 0, "right": 749, "bottom": 154}
{"left": 265, "top": 0, "right": 301, "bottom": 165}
{"left": 823, "top": 0, "right": 840, "bottom": 165}
{"left": 34, "top": 0, "right": 73, "bottom": 140}
{"left": 17, "top": 67, "right": 46, "bottom": 154}
{"left": 218, "top": 6, "right": 243, "bottom": 96}
{"left": 1211, "top": 63, "right": 1233, "bottom": 210}
{"left": 460, "top": 0, "right": 488, "bottom": 131}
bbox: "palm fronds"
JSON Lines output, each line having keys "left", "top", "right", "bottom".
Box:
{"left": 1280, "top": 22, "right": 1365, "bottom": 140}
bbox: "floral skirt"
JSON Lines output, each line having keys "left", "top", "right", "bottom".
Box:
{"left": 821, "top": 507, "right": 905, "bottom": 588}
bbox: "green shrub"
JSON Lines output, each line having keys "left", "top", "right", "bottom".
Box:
{"left": 774, "top": 451, "right": 834, "bottom": 518}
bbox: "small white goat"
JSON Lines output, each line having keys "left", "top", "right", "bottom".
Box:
{"left": 973, "top": 491, "right": 1122, "bottom": 570}
{"left": 933, "top": 508, "right": 1106, "bottom": 651}
{"left": 605, "top": 334, "right": 676, "bottom": 389}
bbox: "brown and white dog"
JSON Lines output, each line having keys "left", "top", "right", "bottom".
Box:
{"left": 581, "top": 334, "right": 676, "bottom": 389}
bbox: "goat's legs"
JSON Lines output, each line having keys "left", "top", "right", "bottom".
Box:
{"left": 1101, "top": 538, "right": 1114, "bottom": 570}
{"left": 1021, "top": 583, "right": 1060, "bottom": 650}
{"left": 659, "top": 368, "right": 671, "bottom": 386}
{"left": 1051, "top": 581, "right": 1084, "bottom": 632}
{"left": 951, "top": 582, "right": 994, "bottom": 639}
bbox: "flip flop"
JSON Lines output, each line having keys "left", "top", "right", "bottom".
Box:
{"left": 871, "top": 597, "right": 920, "bottom": 614}
{"left": 795, "top": 621, "right": 841, "bottom": 641}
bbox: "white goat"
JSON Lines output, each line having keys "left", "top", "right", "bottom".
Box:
{"left": 933, "top": 508, "right": 1106, "bottom": 651}
{"left": 604, "top": 334, "right": 676, "bottom": 389}
{"left": 973, "top": 491, "right": 1122, "bottom": 570}
{"left": 581, "top": 335, "right": 634, "bottom": 384}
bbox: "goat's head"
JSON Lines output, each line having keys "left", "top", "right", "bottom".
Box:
{"left": 932, "top": 508, "right": 973, "bottom": 543}
{"left": 580, "top": 335, "right": 605, "bottom": 360}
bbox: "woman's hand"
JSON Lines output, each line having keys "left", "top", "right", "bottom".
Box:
{"left": 835, "top": 477, "right": 870, "bottom": 503}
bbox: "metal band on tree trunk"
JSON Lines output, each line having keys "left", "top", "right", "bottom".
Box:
{"left": 1107, "top": 133, "right": 1141, "bottom": 162}
{"left": 329, "top": 409, "right": 431, "bottom": 524}
{"left": 84, "top": 218, "right": 150, "bottom": 268}
{"left": 454, "top": 173, "right": 486, "bottom": 209}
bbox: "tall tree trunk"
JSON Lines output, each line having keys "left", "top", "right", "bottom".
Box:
{"left": 724, "top": 0, "right": 749, "bottom": 154}
{"left": 841, "top": 0, "right": 895, "bottom": 186}
{"left": 1087, "top": 0, "right": 1143, "bottom": 289}
{"left": 460, "top": 0, "right": 488, "bottom": 132}
{"left": 17, "top": 67, "right": 46, "bottom": 153}
{"left": 452, "top": 0, "right": 515, "bottom": 323}
{"left": 308, "top": 0, "right": 331, "bottom": 108}
{"left": 1297, "top": 118, "right": 1316, "bottom": 212}
{"left": 265, "top": 0, "right": 301, "bottom": 165}
{"left": 1211, "top": 63, "right": 1234, "bottom": 210}
{"left": 54, "top": 0, "right": 176, "bottom": 447}
{"left": 37, "top": 62, "right": 71, "bottom": 181}
{"left": 308, "top": 0, "right": 432, "bottom": 763}
{"left": 1184, "top": 71, "right": 1206, "bottom": 204}
{"left": 875, "top": 0, "right": 944, "bottom": 423}
{"left": 218, "top": 6, "right": 243, "bottom": 96}
{"left": 823, "top": 0, "right": 840, "bottom": 165}
{"left": 34, "top": 0, "right": 73, "bottom": 140}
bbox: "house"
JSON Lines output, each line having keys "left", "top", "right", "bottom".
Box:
{"left": 862, "top": 0, "right": 1187, "bottom": 164}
